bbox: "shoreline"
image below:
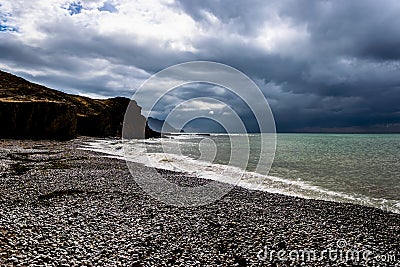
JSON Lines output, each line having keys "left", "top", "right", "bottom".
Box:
{"left": 82, "top": 137, "right": 400, "bottom": 215}
{"left": 1, "top": 138, "right": 399, "bottom": 266}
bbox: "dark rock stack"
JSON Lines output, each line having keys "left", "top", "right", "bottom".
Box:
{"left": 145, "top": 122, "right": 161, "bottom": 138}
{"left": 0, "top": 70, "right": 160, "bottom": 140}
{"left": 147, "top": 117, "right": 181, "bottom": 133}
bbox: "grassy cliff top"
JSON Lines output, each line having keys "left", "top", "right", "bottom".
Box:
{"left": 0, "top": 70, "right": 130, "bottom": 116}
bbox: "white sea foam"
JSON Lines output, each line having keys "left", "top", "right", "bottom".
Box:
{"left": 79, "top": 138, "right": 400, "bottom": 214}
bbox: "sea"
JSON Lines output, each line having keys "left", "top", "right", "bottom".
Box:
{"left": 81, "top": 133, "right": 400, "bottom": 213}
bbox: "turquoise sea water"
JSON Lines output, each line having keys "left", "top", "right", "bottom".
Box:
{"left": 271, "top": 134, "right": 400, "bottom": 201}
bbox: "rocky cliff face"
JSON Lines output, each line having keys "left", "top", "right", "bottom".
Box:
{"left": 0, "top": 70, "right": 159, "bottom": 140}
{"left": 0, "top": 101, "right": 77, "bottom": 140}
{"left": 76, "top": 97, "right": 129, "bottom": 137}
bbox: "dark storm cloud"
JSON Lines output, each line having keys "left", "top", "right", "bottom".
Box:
{"left": 278, "top": 0, "right": 400, "bottom": 61}
{"left": 0, "top": 36, "right": 47, "bottom": 67}
{"left": 174, "top": 0, "right": 278, "bottom": 37}
{"left": 150, "top": 83, "right": 260, "bottom": 132}
{"left": 196, "top": 0, "right": 400, "bottom": 132}
{"left": 1, "top": 0, "right": 399, "bottom": 132}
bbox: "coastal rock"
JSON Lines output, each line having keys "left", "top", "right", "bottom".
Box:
{"left": 0, "top": 70, "right": 160, "bottom": 139}
{"left": 0, "top": 101, "right": 77, "bottom": 140}
{"left": 76, "top": 97, "right": 130, "bottom": 137}
{"left": 147, "top": 117, "right": 181, "bottom": 133}
{"left": 121, "top": 99, "right": 160, "bottom": 139}
{"left": 145, "top": 122, "right": 161, "bottom": 138}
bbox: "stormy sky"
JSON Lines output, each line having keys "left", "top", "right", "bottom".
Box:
{"left": 0, "top": 0, "right": 400, "bottom": 132}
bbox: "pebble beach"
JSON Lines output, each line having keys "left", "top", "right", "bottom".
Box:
{"left": 0, "top": 138, "right": 399, "bottom": 266}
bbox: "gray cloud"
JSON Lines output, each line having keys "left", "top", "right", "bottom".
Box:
{"left": 0, "top": 0, "right": 399, "bottom": 132}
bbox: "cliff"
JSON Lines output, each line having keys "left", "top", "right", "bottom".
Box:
{"left": 0, "top": 70, "right": 159, "bottom": 140}
{"left": 0, "top": 100, "right": 77, "bottom": 140}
